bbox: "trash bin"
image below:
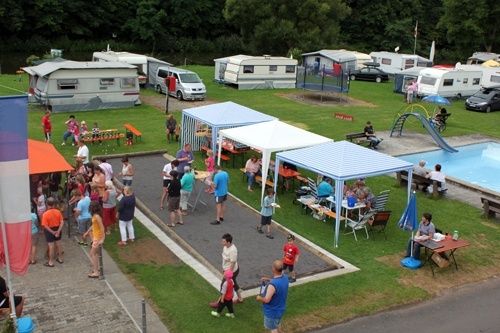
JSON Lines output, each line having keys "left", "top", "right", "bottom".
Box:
{"left": 17, "top": 317, "right": 35, "bottom": 333}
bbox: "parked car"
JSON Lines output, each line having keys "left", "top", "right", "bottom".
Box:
{"left": 155, "top": 66, "right": 206, "bottom": 101}
{"left": 349, "top": 65, "right": 389, "bottom": 83}
{"left": 465, "top": 86, "right": 500, "bottom": 112}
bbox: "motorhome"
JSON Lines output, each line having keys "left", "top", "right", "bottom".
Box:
{"left": 155, "top": 66, "right": 206, "bottom": 100}
{"left": 92, "top": 50, "right": 170, "bottom": 86}
{"left": 417, "top": 67, "right": 482, "bottom": 98}
{"left": 215, "top": 55, "right": 298, "bottom": 89}
{"left": 369, "top": 51, "right": 432, "bottom": 74}
{"left": 22, "top": 61, "right": 140, "bottom": 112}
{"left": 455, "top": 63, "right": 500, "bottom": 88}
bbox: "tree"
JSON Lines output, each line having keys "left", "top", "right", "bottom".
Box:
{"left": 224, "top": 0, "right": 350, "bottom": 55}
{"left": 438, "top": 0, "right": 499, "bottom": 55}
{"left": 126, "top": 0, "right": 167, "bottom": 54}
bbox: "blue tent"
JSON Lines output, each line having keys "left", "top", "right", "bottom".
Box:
{"left": 181, "top": 101, "right": 277, "bottom": 152}
{"left": 275, "top": 141, "right": 414, "bottom": 247}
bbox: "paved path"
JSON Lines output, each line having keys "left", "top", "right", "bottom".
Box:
{"left": 315, "top": 277, "right": 500, "bottom": 333}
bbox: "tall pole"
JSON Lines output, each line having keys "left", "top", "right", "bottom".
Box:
{"left": 413, "top": 20, "right": 418, "bottom": 55}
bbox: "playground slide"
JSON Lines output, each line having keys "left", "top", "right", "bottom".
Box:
{"left": 394, "top": 113, "right": 458, "bottom": 153}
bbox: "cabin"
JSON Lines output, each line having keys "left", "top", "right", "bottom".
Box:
{"left": 301, "top": 49, "right": 372, "bottom": 74}
{"left": 92, "top": 50, "right": 171, "bottom": 86}
{"left": 417, "top": 67, "right": 483, "bottom": 98}
{"left": 455, "top": 63, "right": 500, "bottom": 88}
{"left": 214, "top": 55, "right": 298, "bottom": 89}
{"left": 22, "top": 61, "right": 140, "bottom": 112}
{"left": 369, "top": 51, "right": 432, "bottom": 74}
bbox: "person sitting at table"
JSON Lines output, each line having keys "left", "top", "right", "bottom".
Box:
{"left": 354, "top": 178, "right": 374, "bottom": 211}
{"left": 405, "top": 212, "right": 435, "bottom": 259}
{"left": 317, "top": 177, "right": 333, "bottom": 199}
{"left": 245, "top": 156, "right": 261, "bottom": 192}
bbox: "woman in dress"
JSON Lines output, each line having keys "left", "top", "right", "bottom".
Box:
{"left": 102, "top": 180, "right": 117, "bottom": 235}
{"left": 84, "top": 201, "right": 105, "bottom": 278}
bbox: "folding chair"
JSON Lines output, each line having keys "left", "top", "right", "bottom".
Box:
{"left": 368, "top": 210, "right": 391, "bottom": 240}
{"left": 372, "top": 190, "right": 390, "bottom": 212}
{"left": 345, "top": 211, "right": 375, "bottom": 241}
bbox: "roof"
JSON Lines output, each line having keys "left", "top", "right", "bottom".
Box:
{"left": 301, "top": 49, "right": 362, "bottom": 63}
{"left": 276, "top": 141, "right": 413, "bottom": 181}
{"left": 182, "top": 101, "right": 276, "bottom": 127}
{"left": 370, "top": 51, "right": 431, "bottom": 62}
{"left": 22, "top": 61, "right": 137, "bottom": 77}
{"left": 225, "top": 54, "right": 296, "bottom": 65}
{"left": 219, "top": 120, "right": 331, "bottom": 152}
{"left": 468, "top": 52, "right": 499, "bottom": 62}
{"left": 396, "top": 66, "right": 429, "bottom": 76}
{"left": 28, "top": 139, "right": 73, "bottom": 175}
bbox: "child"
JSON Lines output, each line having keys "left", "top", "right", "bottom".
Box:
{"left": 204, "top": 150, "right": 215, "bottom": 193}
{"left": 30, "top": 210, "right": 40, "bottom": 264}
{"left": 89, "top": 183, "right": 100, "bottom": 203}
{"left": 92, "top": 122, "right": 101, "bottom": 143}
{"left": 174, "top": 124, "right": 181, "bottom": 142}
{"left": 257, "top": 188, "right": 278, "bottom": 239}
{"left": 283, "top": 234, "right": 300, "bottom": 283}
{"left": 80, "top": 120, "right": 89, "bottom": 135}
{"left": 210, "top": 270, "right": 235, "bottom": 318}
{"left": 84, "top": 201, "right": 105, "bottom": 278}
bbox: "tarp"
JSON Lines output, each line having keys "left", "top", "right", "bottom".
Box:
{"left": 28, "top": 139, "right": 73, "bottom": 175}
{"left": 181, "top": 101, "right": 277, "bottom": 153}
{"left": 275, "top": 141, "right": 413, "bottom": 247}
{"left": 218, "top": 120, "right": 332, "bottom": 201}
{"left": 482, "top": 59, "right": 500, "bottom": 67}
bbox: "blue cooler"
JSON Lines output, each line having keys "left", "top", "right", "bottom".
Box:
{"left": 17, "top": 317, "right": 35, "bottom": 333}
{"left": 347, "top": 195, "right": 357, "bottom": 208}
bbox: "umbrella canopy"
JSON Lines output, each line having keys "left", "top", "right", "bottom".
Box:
{"left": 422, "top": 95, "right": 451, "bottom": 105}
{"left": 399, "top": 192, "right": 421, "bottom": 269}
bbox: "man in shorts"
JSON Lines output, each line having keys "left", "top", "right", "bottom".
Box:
{"left": 256, "top": 260, "right": 289, "bottom": 333}
{"left": 282, "top": 234, "right": 300, "bottom": 283}
{"left": 41, "top": 197, "right": 64, "bottom": 267}
{"left": 73, "top": 189, "right": 92, "bottom": 245}
{"left": 160, "top": 159, "right": 179, "bottom": 210}
{"left": 0, "top": 275, "right": 24, "bottom": 317}
{"left": 210, "top": 165, "right": 229, "bottom": 225}
{"left": 166, "top": 170, "right": 183, "bottom": 227}
{"left": 258, "top": 188, "right": 276, "bottom": 239}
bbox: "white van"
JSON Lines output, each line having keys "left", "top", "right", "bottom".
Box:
{"left": 155, "top": 66, "right": 206, "bottom": 100}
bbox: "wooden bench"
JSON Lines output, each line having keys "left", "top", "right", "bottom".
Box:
{"left": 481, "top": 196, "right": 500, "bottom": 218}
{"left": 295, "top": 175, "right": 309, "bottom": 185}
{"left": 396, "top": 170, "right": 446, "bottom": 198}
{"left": 240, "top": 168, "right": 274, "bottom": 187}
{"left": 81, "top": 129, "right": 124, "bottom": 145}
{"left": 124, "top": 123, "right": 142, "bottom": 142}
{"left": 201, "top": 145, "right": 230, "bottom": 163}
{"left": 346, "top": 132, "right": 371, "bottom": 146}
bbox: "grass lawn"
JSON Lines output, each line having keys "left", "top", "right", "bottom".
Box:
{"left": 3, "top": 67, "right": 500, "bottom": 332}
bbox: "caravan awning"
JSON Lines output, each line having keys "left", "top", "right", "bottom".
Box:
{"left": 28, "top": 139, "right": 73, "bottom": 175}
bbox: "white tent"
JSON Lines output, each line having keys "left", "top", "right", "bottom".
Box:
{"left": 218, "top": 120, "right": 332, "bottom": 201}
{"left": 275, "top": 141, "right": 414, "bottom": 247}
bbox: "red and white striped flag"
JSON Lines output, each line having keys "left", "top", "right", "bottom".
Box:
{"left": 0, "top": 96, "right": 31, "bottom": 275}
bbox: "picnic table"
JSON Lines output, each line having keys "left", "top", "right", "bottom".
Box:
{"left": 418, "top": 237, "right": 470, "bottom": 276}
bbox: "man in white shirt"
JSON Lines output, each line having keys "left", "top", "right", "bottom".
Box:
{"left": 413, "top": 160, "right": 428, "bottom": 177}
{"left": 75, "top": 141, "right": 89, "bottom": 164}
{"left": 427, "top": 163, "right": 446, "bottom": 191}
{"left": 221, "top": 233, "right": 243, "bottom": 303}
{"left": 99, "top": 158, "right": 114, "bottom": 181}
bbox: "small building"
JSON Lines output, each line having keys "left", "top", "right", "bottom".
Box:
{"left": 369, "top": 51, "right": 432, "bottom": 74}
{"left": 92, "top": 50, "right": 171, "bottom": 86}
{"left": 213, "top": 55, "right": 298, "bottom": 89}
{"left": 301, "top": 49, "right": 372, "bottom": 74}
{"left": 22, "top": 61, "right": 140, "bottom": 112}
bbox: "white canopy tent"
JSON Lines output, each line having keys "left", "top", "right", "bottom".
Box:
{"left": 218, "top": 120, "right": 332, "bottom": 201}
{"left": 275, "top": 141, "right": 414, "bottom": 247}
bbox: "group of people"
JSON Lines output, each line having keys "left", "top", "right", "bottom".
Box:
{"left": 41, "top": 112, "right": 103, "bottom": 146}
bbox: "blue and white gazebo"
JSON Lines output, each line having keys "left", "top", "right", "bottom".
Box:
{"left": 180, "top": 101, "right": 276, "bottom": 152}
{"left": 275, "top": 141, "right": 414, "bottom": 247}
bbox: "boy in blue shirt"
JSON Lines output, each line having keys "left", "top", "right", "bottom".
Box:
{"left": 257, "top": 188, "right": 278, "bottom": 239}
{"left": 210, "top": 165, "right": 229, "bottom": 225}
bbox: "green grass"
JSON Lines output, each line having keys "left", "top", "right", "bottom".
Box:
{"left": 6, "top": 65, "right": 500, "bottom": 332}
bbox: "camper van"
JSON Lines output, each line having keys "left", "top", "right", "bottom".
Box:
{"left": 369, "top": 51, "right": 432, "bottom": 74}
{"left": 215, "top": 55, "right": 298, "bottom": 89}
{"left": 417, "top": 68, "right": 482, "bottom": 98}
{"left": 22, "top": 61, "right": 140, "bottom": 112}
{"left": 155, "top": 66, "right": 206, "bottom": 100}
{"left": 455, "top": 64, "right": 500, "bottom": 88}
{"left": 92, "top": 51, "right": 171, "bottom": 86}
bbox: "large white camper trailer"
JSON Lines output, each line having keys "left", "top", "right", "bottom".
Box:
{"left": 369, "top": 51, "right": 432, "bottom": 74}
{"left": 218, "top": 55, "right": 298, "bottom": 89}
{"left": 417, "top": 67, "right": 482, "bottom": 98}
{"left": 22, "top": 61, "right": 140, "bottom": 112}
{"left": 455, "top": 63, "right": 500, "bottom": 88}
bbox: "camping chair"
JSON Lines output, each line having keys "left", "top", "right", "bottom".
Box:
{"left": 296, "top": 177, "right": 324, "bottom": 213}
{"left": 371, "top": 190, "right": 390, "bottom": 212}
{"left": 368, "top": 210, "right": 392, "bottom": 240}
{"left": 345, "top": 210, "right": 375, "bottom": 241}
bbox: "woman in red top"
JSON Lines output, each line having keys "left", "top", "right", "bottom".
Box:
{"left": 283, "top": 234, "right": 300, "bottom": 283}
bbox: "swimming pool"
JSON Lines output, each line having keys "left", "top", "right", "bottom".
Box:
{"left": 399, "top": 142, "right": 500, "bottom": 193}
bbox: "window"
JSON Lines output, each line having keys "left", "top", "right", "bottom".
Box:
{"left": 243, "top": 65, "right": 254, "bottom": 73}
{"left": 462, "top": 78, "right": 468, "bottom": 84}
{"left": 420, "top": 76, "right": 437, "bottom": 86}
{"left": 100, "top": 78, "right": 114, "bottom": 86}
{"left": 472, "top": 78, "right": 480, "bottom": 85}
{"left": 57, "top": 79, "right": 78, "bottom": 90}
{"left": 443, "top": 79, "right": 454, "bottom": 86}
{"left": 269, "top": 65, "right": 277, "bottom": 72}
{"left": 157, "top": 69, "right": 168, "bottom": 78}
{"left": 120, "top": 78, "right": 136, "bottom": 88}
{"left": 285, "top": 65, "right": 295, "bottom": 73}
{"left": 490, "top": 75, "right": 500, "bottom": 83}
{"left": 404, "top": 59, "right": 415, "bottom": 69}
{"left": 381, "top": 58, "right": 392, "bottom": 65}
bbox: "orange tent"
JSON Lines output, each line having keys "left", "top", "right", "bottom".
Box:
{"left": 28, "top": 139, "right": 73, "bottom": 175}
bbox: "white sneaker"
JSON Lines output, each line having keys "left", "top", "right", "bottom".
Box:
{"left": 210, "top": 311, "right": 220, "bottom": 317}
{"left": 61, "top": 142, "right": 65, "bottom": 146}
{"left": 225, "top": 313, "right": 235, "bottom": 318}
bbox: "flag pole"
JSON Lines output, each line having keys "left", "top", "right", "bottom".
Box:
{"left": 413, "top": 20, "right": 418, "bottom": 55}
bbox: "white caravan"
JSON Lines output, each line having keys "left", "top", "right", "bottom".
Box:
{"left": 455, "top": 63, "right": 500, "bottom": 88}
{"left": 369, "top": 51, "right": 432, "bottom": 74}
{"left": 22, "top": 61, "right": 140, "bottom": 112}
{"left": 417, "top": 67, "right": 483, "bottom": 98}
{"left": 216, "top": 55, "right": 298, "bottom": 89}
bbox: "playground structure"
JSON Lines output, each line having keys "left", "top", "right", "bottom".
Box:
{"left": 390, "top": 104, "right": 458, "bottom": 153}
